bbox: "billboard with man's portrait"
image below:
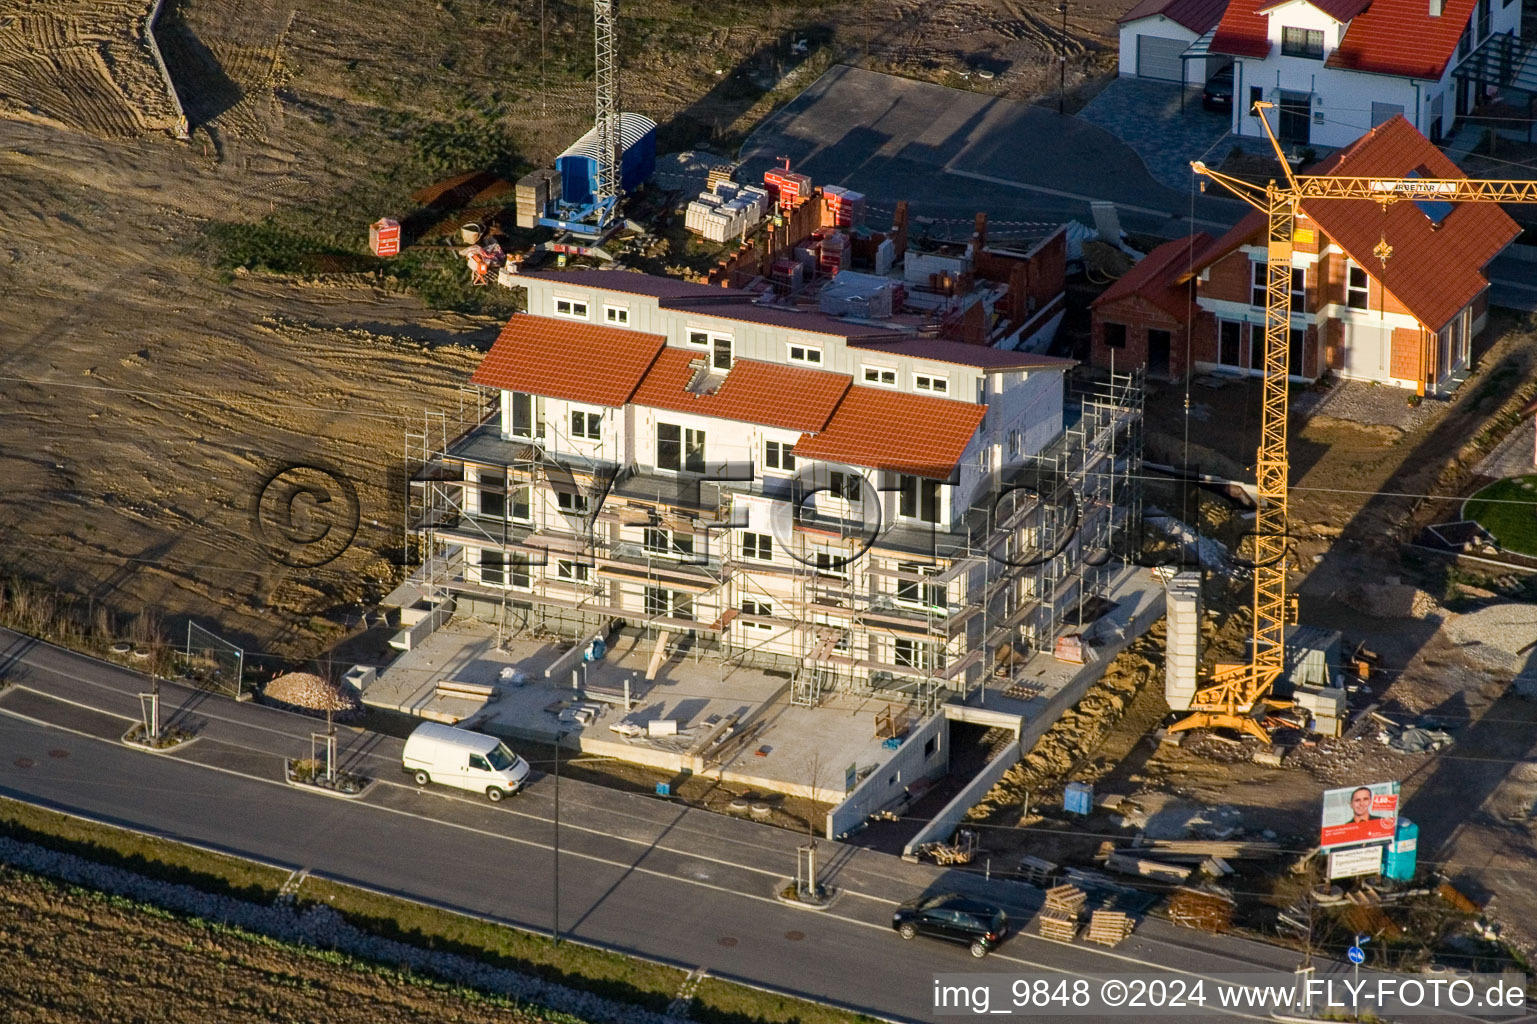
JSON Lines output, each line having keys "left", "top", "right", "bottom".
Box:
{"left": 1319, "top": 781, "right": 1399, "bottom": 849}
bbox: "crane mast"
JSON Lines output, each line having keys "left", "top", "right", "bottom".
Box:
{"left": 592, "top": 0, "right": 619, "bottom": 225}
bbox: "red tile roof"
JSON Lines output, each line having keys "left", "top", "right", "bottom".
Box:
{"left": 794, "top": 387, "right": 987, "bottom": 480}
{"left": 1299, "top": 116, "right": 1518, "bottom": 330}
{"left": 630, "top": 349, "right": 853, "bottom": 432}
{"left": 1326, "top": 0, "right": 1478, "bottom": 78}
{"left": 1119, "top": 0, "right": 1227, "bottom": 33}
{"left": 470, "top": 313, "right": 666, "bottom": 407}
{"left": 1181, "top": 118, "right": 1518, "bottom": 331}
{"left": 1257, "top": 0, "right": 1370, "bottom": 23}
{"left": 1093, "top": 233, "right": 1212, "bottom": 320}
{"left": 1210, "top": 0, "right": 1274, "bottom": 58}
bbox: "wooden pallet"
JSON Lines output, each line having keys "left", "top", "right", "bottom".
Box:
{"left": 1038, "top": 911, "right": 1078, "bottom": 943}
{"left": 1168, "top": 887, "right": 1235, "bottom": 933}
{"left": 1044, "top": 883, "right": 1086, "bottom": 916}
{"left": 1087, "top": 910, "right": 1134, "bottom": 947}
{"left": 1017, "top": 855, "right": 1057, "bottom": 887}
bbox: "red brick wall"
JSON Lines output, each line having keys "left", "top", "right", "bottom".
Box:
{"left": 1391, "top": 327, "right": 1422, "bottom": 381}
{"left": 1202, "top": 249, "right": 1255, "bottom": 305}
{"left": 1090, "top": 296, "right": 1187, "bottom": 376}
{"left": 1325, "top": 319, "right": 1344, "bottom": 371}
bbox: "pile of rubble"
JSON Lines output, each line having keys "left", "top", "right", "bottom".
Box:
{"left": 1341, "top": 582, "right": 1439, "bottom": 619}
{"left": 263, "top": 672, "right": 360, "bottom": 714}
{"left": 1443, "top": 603, "right": 1537, "bottom": 675}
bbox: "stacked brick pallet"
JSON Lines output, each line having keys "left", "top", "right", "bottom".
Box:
{"left": 823, "top": 185, "right": 866, "bottom": 228}
{"left": 685, "top": 181, "right": 772, "bottom": 243}
{"left": 764, "top": 164, "right": 812, "bottom": 212}
{"left": 1038, "top": 884, "right": 1085, "bottom": 943}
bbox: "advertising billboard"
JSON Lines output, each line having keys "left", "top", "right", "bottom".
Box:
{"left": 1328, "top": 844, "right": 1384, "bottom": 879}
{"left": 1320, "top": 781, "right": 1398, "bottom": 849}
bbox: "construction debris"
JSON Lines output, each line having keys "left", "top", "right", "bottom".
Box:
{"left": 1168, "top": 887, "right": 1235, "bottom": 932}
{"left": 918, "top": 828, "right": 978, "bottom": 865}
{"left": 264, "top": 672, "right": 360, "bottom": 713}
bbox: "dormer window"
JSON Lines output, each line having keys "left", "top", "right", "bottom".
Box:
{"left": 1281, "top": 27, "right": 1324, "bottom": 59}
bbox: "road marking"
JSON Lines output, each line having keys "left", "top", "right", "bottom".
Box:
{"left": 944, "top": 167, "right": 1236, "bottom": 229}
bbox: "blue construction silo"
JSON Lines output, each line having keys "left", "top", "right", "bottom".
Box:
{"left": 555, "top": 112, "right": 658, "bottom": 207}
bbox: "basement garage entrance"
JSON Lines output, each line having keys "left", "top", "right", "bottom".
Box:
{"left": 1137, "top": 35, "right": 1188, "bottom": 82}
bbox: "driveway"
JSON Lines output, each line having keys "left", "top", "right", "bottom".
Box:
{"left": 738, "top": 65, "right": 1243, "bottom": 237}
{"left": 1076, "top": 77, "right": 1234, "bottom": 192}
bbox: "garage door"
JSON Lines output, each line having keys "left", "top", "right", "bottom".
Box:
{"left": 1137, "top": 35, "right": 1187, "bottom": 81}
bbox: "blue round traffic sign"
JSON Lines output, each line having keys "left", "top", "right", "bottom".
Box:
{"left": 1347, "top": 946, "right": 1365, "bottom": 964}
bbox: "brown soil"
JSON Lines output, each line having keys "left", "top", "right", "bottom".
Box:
{"left": 0, "top": 868, "right": 568, "bottom": 1024}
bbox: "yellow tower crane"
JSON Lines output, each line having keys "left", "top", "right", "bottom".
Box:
{"left": 1169, "top": 103, "right": 1537, "bottom": 742}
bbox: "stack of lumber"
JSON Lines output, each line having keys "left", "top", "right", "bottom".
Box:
{"left": 1038, "top": 912, "right": 1078, "bottom": 942}
{"left": 1045, "top": 884, "right": 1086, "bottom": 916}
{"left": 1087, "top": 910, "right": 1134, "bottom": 947}
{"left": 1168, "top": 887, "right": 1235, "bottom": 933}
{"left": 1105, "top": 852, "right": 1192, "bottom": 883}
{"left": 1138, "top": 839, "right": 1284, "bottom": 862}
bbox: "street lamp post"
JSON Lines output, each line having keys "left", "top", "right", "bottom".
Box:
{"left": 1058, "top": 3, "right": 1069, "bottom": 114}
{"left": 553, "top": 730, "right": 562, "bottom": 945}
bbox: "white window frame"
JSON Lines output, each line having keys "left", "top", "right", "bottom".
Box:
{"left": 787, "top": 342, "right": 823, "bottom": 365}
{"left": 895, "top": 562, "right": 946, "bottom": 611}
{"left": 1007, "top": 430, "right": 1021, "bottom": 459}
{"left": 570, "top": 408, "right": 602, "bottom": 442}
{"left": 603, "top": 304, "right": 629, "bottom": 326}
{"left": 740, "top": 531, "right": 774, "bottom": 561}
{"left": 686, "top": 329, "right": 712, "bottom": 348}
{"left": 1345, "top": 261, "right": 1370, "bottom": 310}
{"left": 740, "top": 598, "right": 775, "bottom": 631}
{"left": 553, "top": 296, "right": 589, "bottom": 320}
{"left": 642, "top": 527, "right": 694, "bottom": 559}
{"left": 763, "top": 439, "right": 796, "bottom": 473}
{"left": 814, "top": 548, "right": 849, "bottom": 578}
{"left": 862, "top": 365, "right": 898, "bottom": 388}
{"left": 913, "top": 373, "right": 949, "bottom": 395}
{"left": 556, "top": 491, "right": 590, "bottom": 515}
{"left": 555, "top": 559, "right": 590, "bottom": 582}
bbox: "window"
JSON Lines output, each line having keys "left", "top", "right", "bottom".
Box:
{"left": 557, "top": 491, "right": 590, "bottom": 515}
{"left": 1251, "top": 260, "right": 1267, "bottom": 307}
{"left": 712, "top": 336, "right": 733, "bottom": 370}
{"left": 645, "top": 587, "right": 691, "bottom": 619}
{"left": 1346, "top": 263, "right": 1370, "bottom": 310}
{"left": 511, "top": 484, "right": 532, "bottom": 522}
{"left": 477, "top": 470, "right": 505, "bottom": 519}
{"left": 894, "top": 638, "right": 942, "bottom": 671}
{"left": 741, "top": 532, "right": 773, "bottom": 561}
{"left": 1250, "top": 325, "right": 1266, "bottom": 370}
{"left": 1103, "top": 322, "right": 1127, "bottom": 349}
{"left": 687, "top": 330, "right": 710, "bottom": 348}
{"left": 509, "top": 557, "right": 531, "bottom": 590}
{"left": 511, "top": 392, "right": 537, "bottom": 439}
{"left": 764, "top": 440, "right": 796, "bottom": 471}
{"left": 478, "top": 549, "right": 505, "bottom": 586}
{"left": 828, "top": 470, "right": 862, "bottom": 503}
{"left": 815, "top": 549, "right": 848, "bottom": 577}
{"left": 1007, "top": 430, "right": 1021, "bottom": 460}
{"left": 896, "top": 563, "right": 945, "bottom": 610}
{"left": 554, "top": 297, "right": 589, "bottom": 320}
{"left": 1280, "top": 27, "right": 1324, "bottom": 59}
{"left": 556, "top": 559, "right": 590, "bottom": 582}
{"left": 1249, "top": 86, "right": 1264, "bottom": 117}
{"left": 643, "top": 528, "right": 694, "bottom": 558}
{"left": 604, "top": 304, "right": 629, "bottom": 325}
{"left": 470, "top": 753, "right": 492, "bottom": 772}
{"left": 740, "top": 598, "right": 775, "bottom": 631}
{"left": 656, "top": 423, "right": 705, "bottom": 472}
{"left": 1289, "top": 327, "right": 1306, "bottom": 378}
{"left": 914, "top": 374, "right": 948, "bottom": 394}
{"left": 1219, "top": 320, "right": 1243, "bottom": 367}
{"left": 570, "top": 410, "right": 602, "bottom": 442}
{"left": 1290, "top": 266, "right": 1306, "bottom": 314}
{"left": 788, "top": 343, "right": 822, "bottom": 365}
{"left": 898, "top": 474, "right": 940, "bottom": 523}
{"left": 863, "top": 366, "right": 898, "bottom": 387}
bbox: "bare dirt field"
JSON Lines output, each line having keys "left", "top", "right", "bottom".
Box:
{"left": 0, "top": 867, "right": 572, "bottom": 1024}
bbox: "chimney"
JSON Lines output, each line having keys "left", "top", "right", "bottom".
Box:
{"left": 1429, "top": 0, "right": 1442, "bottom": 16}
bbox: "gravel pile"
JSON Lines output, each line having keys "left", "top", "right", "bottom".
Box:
{"left": 0, "top": 836, "right": 674, "bottom": 1024}
{"left": 1343, "top": 583, "right": 1438, "bottom": 619}
{"left": 265, "top": 672, "right": 360, "bottom": 712}
{"left": 1442, "top": 603, "right": 1537, "bottom": 674}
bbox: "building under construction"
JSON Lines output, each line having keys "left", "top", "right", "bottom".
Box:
{"left": 400, "top": 270, "right": 1143, "bottom": 717}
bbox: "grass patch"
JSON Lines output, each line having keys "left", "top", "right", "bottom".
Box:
{"left": 1464, "top": 475, "right": 1537, "bottom": 556}
{"left": 203, "top": 220, "right": 374, "bottom": 276}
{"left": 691, "top": 978, "right": 883, "bottom": 1024}
{"left": 0, "top": 796, "right": 287, "bottom": 903}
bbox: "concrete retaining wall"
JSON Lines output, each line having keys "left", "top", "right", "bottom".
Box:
{"left": 143, "top": 0, "right": 190, "bottom": 139}
{"left": 825, "top": 711, "right": 949, "bottom": 838}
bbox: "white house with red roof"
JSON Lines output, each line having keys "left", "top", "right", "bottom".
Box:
{"left": 1090, "top": 116, "right": 1519, "bottom": 392}
{"left": 403, "top": 269, "right": 1144, "bottom": 710}
{"left": 1118, "top": 0, "right": 1230, "bottom": 84}
{"left": 1205, "top": 0, "right": 1519, "bottom": 147}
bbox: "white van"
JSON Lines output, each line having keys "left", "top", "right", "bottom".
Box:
{"left": 401, "top": 721, "right": 530, "bottom": 802}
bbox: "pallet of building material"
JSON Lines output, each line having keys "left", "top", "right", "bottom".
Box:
{"left": 706, "top": 163, "right": 738, "bottom": 191}
{"left": 1044, "top": 884, "right": 1086, "bottom": 917}
{"left": 434, "top": 681, "right": 498, "bottom": 703}
{"left": 1002, "top": 681, "right": 1044, "bottom": 700}
{"left": 1017, "top": 855, "right": 1057, "bottom": 887}
{"left": 1087, "top": 910, "right": 1134, "bottom": 947}
{"left": 1167, "top": 887, "right": 1235, "bottom": 933}
{"left": 1037, "top": 911, "right": 1078, "bottom": 943}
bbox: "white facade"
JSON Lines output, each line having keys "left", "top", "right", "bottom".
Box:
{"left": 1226, "top": 0, "right": 1520, "bottom": 148}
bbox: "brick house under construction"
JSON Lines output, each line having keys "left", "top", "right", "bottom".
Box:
{"left": 406, "top": 269, "right": 1143, "bottom": 711}
{"left": 1090, "top": 116, "right": 1519, "bottom": 393}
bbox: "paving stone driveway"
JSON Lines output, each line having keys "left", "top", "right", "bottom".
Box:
{"left": 1077, "top": 77, "right": 1234, "bottom": 192}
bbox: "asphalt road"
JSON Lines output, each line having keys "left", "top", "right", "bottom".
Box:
{"left": 0, "top": 627, "right": 1511, "bottom": 1023}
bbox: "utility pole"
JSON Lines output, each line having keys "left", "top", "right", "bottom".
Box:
{"left": 553, "top": 730, "right": 562, "bottom": 945}
{"left": 1057, "top": 3, "right": 1069, "bottom": 114}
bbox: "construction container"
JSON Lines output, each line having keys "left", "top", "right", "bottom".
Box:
{"left": 555, "top": 112, "right": 658, "bottom": 208}
{"left": 369, "top": 218, "right": 400, "bottom": 258}
{"left": 1063, "top": 781, "right": 1093, "bottom": 816}
{"left": 1382, "top": 818, "right": 1418, "bottom": 881}
{"left": 1164, "top": 572, "right": 1202, "bottom": 712}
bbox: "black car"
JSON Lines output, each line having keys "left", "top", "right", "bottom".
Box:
{"left": 892, "top": 893, "right": 1009, "bottom": 957}
{"left": 1203, "top": 64, "right": 1234, "bottom": 112}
